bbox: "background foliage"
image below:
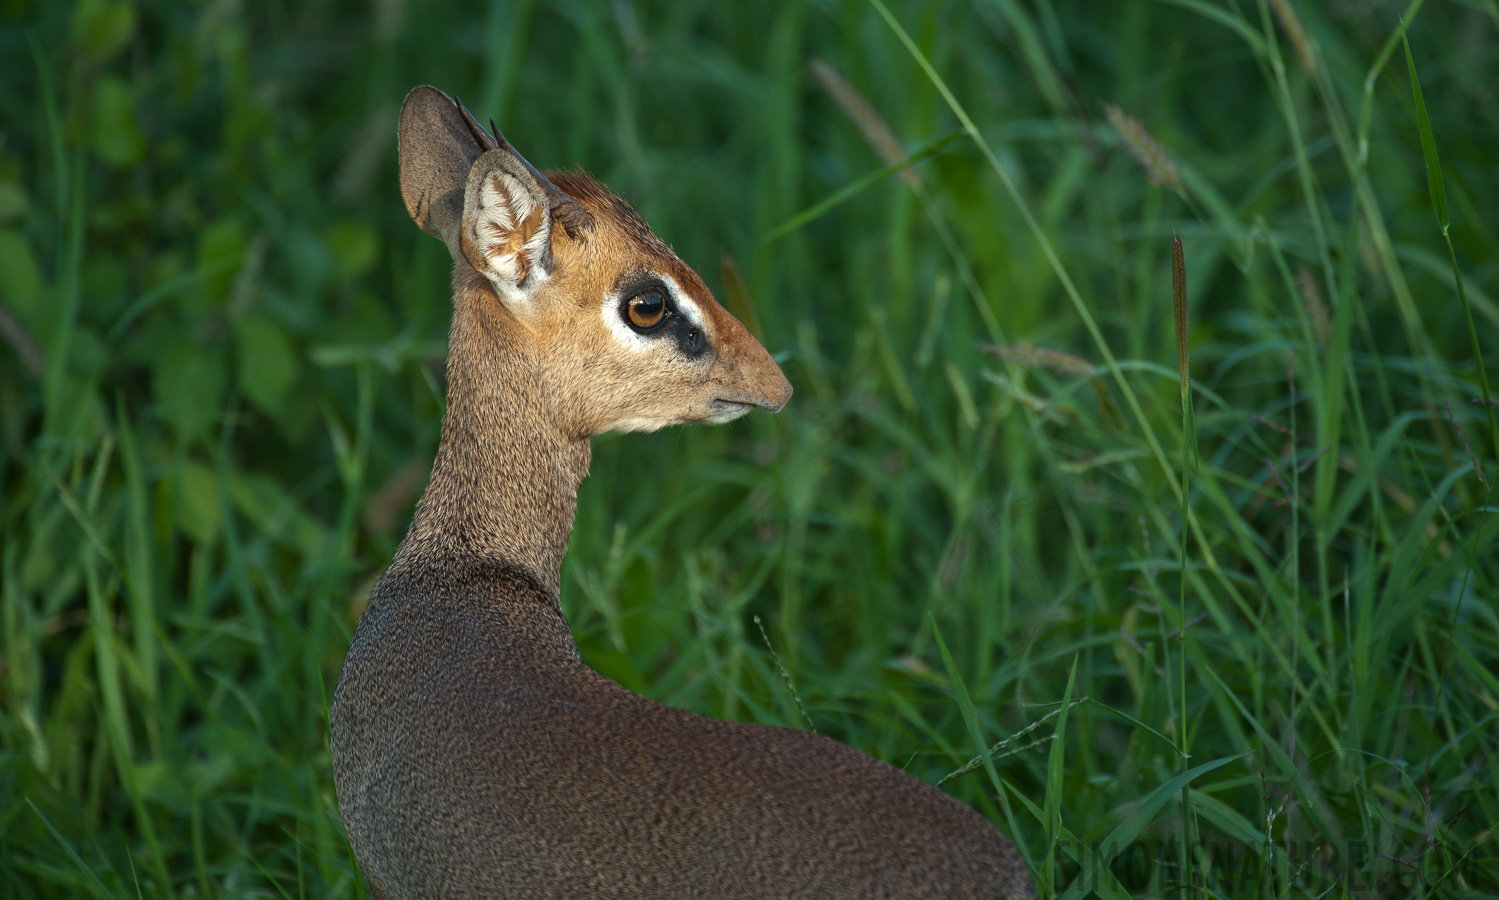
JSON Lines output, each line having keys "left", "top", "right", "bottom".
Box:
{"left": 2, "top": 0, "right": 1497, "bottom": 896}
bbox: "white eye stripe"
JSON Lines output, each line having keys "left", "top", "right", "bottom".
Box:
{"left": 601, "top": 273, "right": 709, "bottom": 352}
{"left": 658, "top": 275, "right": 705, "bottom": 330}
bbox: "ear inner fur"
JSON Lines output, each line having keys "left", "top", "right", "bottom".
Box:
{"left": 461, "top": 152, "right": 555, "bottom": 298}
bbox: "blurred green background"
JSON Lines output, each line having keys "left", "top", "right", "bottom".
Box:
{"left": 2, "top": 0, "right": 1497, "bottom": 896}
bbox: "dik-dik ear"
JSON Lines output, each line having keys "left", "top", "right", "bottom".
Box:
{"left": 458, "top": 147, "right": 556, "bottom": 302}
{"left": 398, "top": 86, "right": 492, "bottom": 246}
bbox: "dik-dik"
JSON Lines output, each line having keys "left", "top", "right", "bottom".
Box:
{"left": 330, "top": 86, "right": 1034, "bottom": 899}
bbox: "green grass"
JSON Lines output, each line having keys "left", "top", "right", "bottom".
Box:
{"left": 3, "top": 0, "right": 1497, "bottom": 896}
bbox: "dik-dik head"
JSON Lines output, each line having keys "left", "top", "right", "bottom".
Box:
{"left": 397, "top": 86, "right": 791, "bottom": 438}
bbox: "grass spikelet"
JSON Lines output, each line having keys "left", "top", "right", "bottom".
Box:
{"left": 1446, "top": 401, "right": 1487, "bottom": 487}
{"left": 810, "top": 58, "right": 919, "bottom": 187}
{"left": 1296, "top": 267, "right": 1329, "bottom": 351}
{"left": 983, "top": 343, "right": 1092, "bottom": 378}
{"left": 719, "top": 251, "right": 767, "bottom": 341}
{"left": 754, "top": 615, "right": 815, "bottom": 731}
{"left": 0, "top": 304, "right": 45, "bottom": 376}
{"left": 1172, "top": 235, "right": 1190, "bottom": 407}
{"left": 1268, "top": 0, "right": 1316, "bottom": 73}
{"left": 1104, "top": 103, "right": 1182, "bottom": 193}
{"left": 938, "top": 698, "right": 1088, "bottom": 785}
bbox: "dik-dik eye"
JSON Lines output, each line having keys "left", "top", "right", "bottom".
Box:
{"left": 624, "top": 292, "right": 667, "bottom": 331}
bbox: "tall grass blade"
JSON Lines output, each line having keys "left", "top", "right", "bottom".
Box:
{"left": 1402, "top": 22, "right": 1499, "bottom": 465}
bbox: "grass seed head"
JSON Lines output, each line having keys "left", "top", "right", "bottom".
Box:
{"left": 1269, "top": 0, "right": 1317, "bottom": 74}
{"left": 1172, "top": 234, "right": 1189, "bottom": 396}
{"left": 1104, "top": 103, "right": 1182, "bottom": 193}
{"left": 1297, "top": 268, "right": 1330, "bottom": 352}
{"left": 984, "top": 343, "right": 1093, "bottom": 378}
{"left": 810, "top": 59, "right": 919, "bottom": 188}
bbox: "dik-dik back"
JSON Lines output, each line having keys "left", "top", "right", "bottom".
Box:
{"left": 330, "top": 86, "right": 1033, "bottom": 900}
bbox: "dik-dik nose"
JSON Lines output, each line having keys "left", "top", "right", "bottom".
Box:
{"left": 710, "top": 308, "right": 793, "bottom": 413}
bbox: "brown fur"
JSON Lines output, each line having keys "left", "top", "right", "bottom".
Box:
{"left": 330, "top": 86, "right": 1034, "bottom": 899}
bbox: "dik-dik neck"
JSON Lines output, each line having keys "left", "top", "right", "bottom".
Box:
{"left": 394, "top": 279, "right": 591, "bottom": 597}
